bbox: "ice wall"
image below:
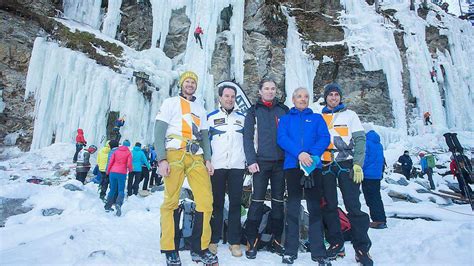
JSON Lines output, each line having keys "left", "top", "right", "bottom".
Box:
{"left": 394, "top": 7, "right": 447, "bottom": 133}
{"left": 24, "top": 38, "right": 163, "bottom": 149}
{"left": 102, "top": 0, "right": 123, "bottom": 38}
{"left": 150, "top": 0, "right": 245, "bottom": 111}
{"left": 340, "top": 0, "right": 407, "bottom": 133}
{"left": 434, "top": 11, "right": 474, "bottom": 130}
{"left": 386, "top": 2, "right": 474, "bottom": 131}
{"left": 283, "top": 8, "right": 317, "bottom": 107}
{"left": 63, "top": 0, "right": 102, "bottom": 29}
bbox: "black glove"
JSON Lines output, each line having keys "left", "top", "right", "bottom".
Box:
{"left": 300, "top": 175, "right": 315, "bottom": 189}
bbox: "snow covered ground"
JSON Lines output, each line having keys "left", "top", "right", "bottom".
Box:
{"left": 0, "top": 139, "right": 472, "bottom": 265}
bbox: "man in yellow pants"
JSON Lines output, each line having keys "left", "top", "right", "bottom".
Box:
{"left": 154, "top": 71, "right": 217, "bottom": 266}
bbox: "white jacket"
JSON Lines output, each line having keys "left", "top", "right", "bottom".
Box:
{"left": 208, "top": 107, "right": 246, "bottom": 169}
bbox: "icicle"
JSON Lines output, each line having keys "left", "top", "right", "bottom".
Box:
{"left": 102, "top": 0, "right": 123, "bottom": 38}
{"left": 63, "top": 0, "right": 103, "bottom": 29}
{"left": 282, "top": 7, "right": 317, "bottom": 107}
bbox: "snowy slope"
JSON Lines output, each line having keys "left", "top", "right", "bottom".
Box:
{"left": 0, "top": 143, "right": 473, "bottom": 265}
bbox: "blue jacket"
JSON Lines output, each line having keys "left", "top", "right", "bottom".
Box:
{"left": 131, "top": 146, "right": 150, "bottom": 172}
{"left": 149, "top": 147, "right": 157, "bottom": 163}
{"left": 362, "top": 130, "right": 384, "bottom": 179}
{"left": 420, "top": 157, "right": 428, "bottom": 172}
{"left": 277, "top": 107, "right": 330, "bottom": 170}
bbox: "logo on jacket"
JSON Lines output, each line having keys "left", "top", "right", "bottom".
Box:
{"left": 214, "top": 118, "right": 225, "bottom": 126}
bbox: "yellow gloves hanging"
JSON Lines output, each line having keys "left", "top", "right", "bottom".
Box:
{"left": 352, "top": 164, "right": 364, "bottom": 184}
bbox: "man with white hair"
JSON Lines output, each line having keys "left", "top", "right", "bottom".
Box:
{"left": 277, "top": 87, "right": 331, "bottom": 265}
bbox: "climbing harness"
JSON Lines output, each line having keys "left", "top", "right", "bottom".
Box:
{"left": 322, "top": 150, "right": 350, "bottom": 177}
{"left": 168, "top": 134, "right": 201, "bottom": 155}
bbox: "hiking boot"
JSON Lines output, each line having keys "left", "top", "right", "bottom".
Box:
{"left": 326, "top": 243, "right": 345, "bottom": 260}
{"left": 165, "top": 251, "right": 181, "bottom": 266}
{"left": 209, "top": 243, "right": 218, "bottom": 254}
{"left": 104, "top": 206, "right": 114, "bottom": 212}
{"left": 355, "top": 249, "right": 373, "bottom": 266}
{"left": 312, "top": 256, "right": 332, "bottom": 266}
{"left": 282, "top": 254, "right": 297, "bottom": 264}
{"left": 369, "top": 221, "right": 387, "bottom": 229}
{"left": 245, "top": 239, "right": 258, "bottom": 259}
{"left": 229, "top": 244, "right": 242, "bottom": 257}
{"left": 191, "top": 249, "right": 218, "bottom": 264}
{"left": 115, "top": 205, "right": 122, "bottom": 217}
{"left": 270, "top": 239, "right": 285, "bottom": 256}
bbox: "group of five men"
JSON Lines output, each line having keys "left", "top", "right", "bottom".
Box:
{"left": 154, "top": 71, "right": 373, "bottom": 266}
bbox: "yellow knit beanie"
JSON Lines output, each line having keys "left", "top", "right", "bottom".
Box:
{"left": 179, "top": 71, "right": 198, "bottom": 87}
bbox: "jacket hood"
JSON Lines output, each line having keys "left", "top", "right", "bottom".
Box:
{"left": 77, "top": 129, "right": 84, "bottom": 134}
{"left": 366, "top": 130, "right": 381, "bottom": 143}
{"left": 101, "top": 146, "right": 111, "bottom": 153}
{"left": 289, "top": 107, "right": 313, "bottom": 115}
{"left": 322, "top": 103, "right": 346, "bottom": 114}
{"left": 133, "top": 146, "right": 142, "bottom": 151}
{"left": 118, "top": 146, "right": 130, "bottom": 151}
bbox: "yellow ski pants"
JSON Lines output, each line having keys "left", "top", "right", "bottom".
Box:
{"left": 160, "top": 150, "right": 213, "bottom": 252}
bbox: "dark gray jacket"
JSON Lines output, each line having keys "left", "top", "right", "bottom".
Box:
{"left": 243, "top": 99, "right": 289, "bottom": 165}
{"left": 76, "top": 149, "right": 91, "bottom": 173}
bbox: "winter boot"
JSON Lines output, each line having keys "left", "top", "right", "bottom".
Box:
{"left": 115, "top": 205, "right": 122, "bottom": 217}
{"left": 326, "top": 243, "right": 345, "bottom": 260}
{"left": 245, "top": 239, "right": 258, "bottom": 259}
{"left": 282, "top": 254, "right": 297, "bottom": 264}
{"left": 191, "top": 249, "right": 218, "bottom": 264}
{"left": 312, "top": 256, "right": 332, "bottom": 266}
{"left": 104, "top": 205, "right": 114, "bottom": 212}
{"left": 355, "top": 249, "right": 373, "bottom": 266}
{"left": 209, "top": 243, "right": 218, "bottom": 254}
{"left": 270, "top": 239, "right": 285, "bottom": 256}
{"left": 369, "top": 221, "right": 387, "bottom": 229}
{"left": 165, "top": 251, "right": 181, "bottom": 266}
{"left": 229, "top": 244, "right": 242, "bottom": 257}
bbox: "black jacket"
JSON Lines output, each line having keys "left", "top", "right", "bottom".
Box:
{"left": 398, "top": 154, "right": 413, "bottom": 171}
{"left": 243, "top": 99, "right": 289, "bottom": 164}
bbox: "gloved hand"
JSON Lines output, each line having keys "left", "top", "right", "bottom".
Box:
{"left": 300, "top": 175, "right": 315, "bottom": 189}
{"left": 352, "top": 164, "right": 364, "bottom": 184}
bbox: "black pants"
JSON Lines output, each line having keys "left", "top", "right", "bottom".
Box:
{"left": 320, "top": 160, "right": 371, "bottom": 252}
{"left": 285, "top": 168, "right": 325, "bottom": 257}
{"left": 141, "top": 167, "right": 150, "bottom": 190}
{"left": 194, "top": 33, "right": 202, "bottom": 48}
{"left": 127, "top": 171, "right": 142, "bottom": 196}
{"left": 456, "top": 174, "right": 473, "bottom": 197}
{"left": 402, "top": 168, "right": 411, "bottom": 180}
{"left": 99, "top": 171, "right": 109, "bottom": 198}
{"left": 246, "top": 160, "right": 285, "bottom": 242}
{"left": 73, "top": 143, "right": 84, "bottom": 162}
{"left": 210, "top": 168, "right": 245, "bottom": 245}
{"left": 423, "top": 168, "right": 435, "bottom": 189}
{"left": 149, "top": 166, "right": 161, "bottom": 186}
{"left": 362, "top": 179, "right": 386, "bottom": 223}
{"left": 76, "top": 171, "right": 88, "bottom": 184}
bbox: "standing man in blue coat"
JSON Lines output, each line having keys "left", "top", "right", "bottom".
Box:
{"left": 277, "top": 87, "right": 331, "bottom": 265}
{"left": 361, "top": 129, "right": 387, "bottom": 229}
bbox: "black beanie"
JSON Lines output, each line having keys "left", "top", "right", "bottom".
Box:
{"left": 324, "top": 83, "right": 343, "bottom": 103}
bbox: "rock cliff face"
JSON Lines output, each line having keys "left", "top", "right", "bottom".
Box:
{"left": 0, "top": 10, "right": 40, "bottom": 150}
{"left": 242, "top": 0, "right": 288, "bottom": 103}
{"left": 0, "top": 0, "right": 459, "bottom": 150}
{"left": 119, "top": 2, "right": 153, "bottom": 51}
